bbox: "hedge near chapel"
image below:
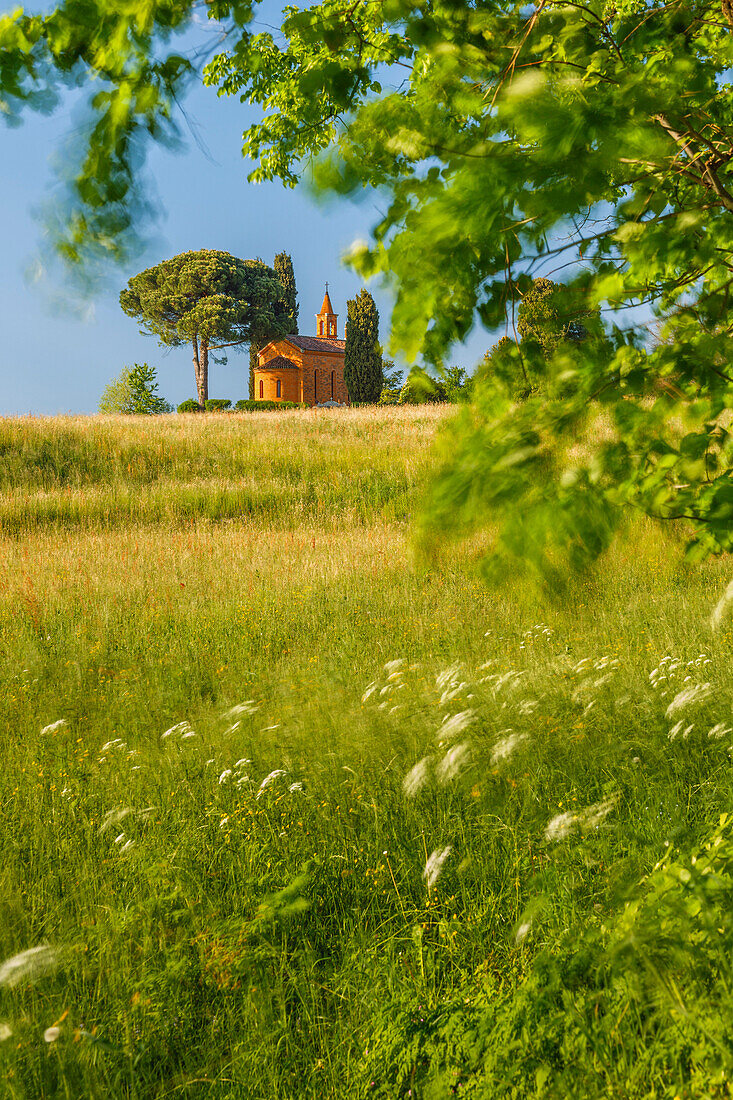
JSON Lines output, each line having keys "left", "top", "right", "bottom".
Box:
{"left": 255, "top": 288, "right": 349, "bottom": 406}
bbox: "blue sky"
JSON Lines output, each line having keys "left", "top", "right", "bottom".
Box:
{"left": 0, "top": 34, "right": 494, "bottom": 416}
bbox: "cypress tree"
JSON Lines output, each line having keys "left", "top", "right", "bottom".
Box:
{"left": 250, "top": 252, "right": 299, "bottom": 397}
{"left": 344, "top": 289, "right": 381, "bottom": 404}
{"left": 274, "top": 252, "right": 299, "bottom": 334}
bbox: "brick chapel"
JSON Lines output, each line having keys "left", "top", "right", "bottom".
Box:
{"left": 254, "top": 287, "right": 350, "bottom": 406}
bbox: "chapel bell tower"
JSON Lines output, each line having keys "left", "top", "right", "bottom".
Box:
{"left": 316, "top": 284, "right": 338, "bottom": 338}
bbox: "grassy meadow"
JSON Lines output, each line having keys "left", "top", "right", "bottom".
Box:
{"left": 3, "top": 406, "right": 733, "bottom": 1098}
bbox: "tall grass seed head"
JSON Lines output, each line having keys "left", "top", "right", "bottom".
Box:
{"left": 0, "top": 945, "right": 59, "bottom": 988}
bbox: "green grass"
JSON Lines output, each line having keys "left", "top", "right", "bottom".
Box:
{"left": 2, "top": 408, "right": 733, "bottom": 1098}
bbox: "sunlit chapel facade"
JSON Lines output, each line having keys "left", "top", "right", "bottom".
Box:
{"left": 254, "top": 288, "right": 350, "bottom": 406}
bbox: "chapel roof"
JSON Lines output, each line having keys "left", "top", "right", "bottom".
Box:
{"left": 288, "top": 334, "right": 346, "bottom": 353}
{"left": 255, "top": 354, "right": 299, "bottom": 371}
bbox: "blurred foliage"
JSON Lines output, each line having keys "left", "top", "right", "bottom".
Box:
{"left": 480, "top": 280, "right": 607, "bottom": 400}
{"left": 98, "top": 362, "right": 171, "bottom": 414}
{"left": 517, "top": 278, "right": 601, "bottom": 360}
{"left": 363, "top": 813, "right": 733, "bottom": 1097}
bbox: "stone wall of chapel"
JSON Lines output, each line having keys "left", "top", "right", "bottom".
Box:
{"left": 301, "top": 351, "right": 350, "bottom": 406}
{"left": 256, "top": 369, "right": 301, "bottom": 403}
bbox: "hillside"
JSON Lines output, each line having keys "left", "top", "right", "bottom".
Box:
{"left": 2, "top": 407, "right": 733, "bottom": 1098}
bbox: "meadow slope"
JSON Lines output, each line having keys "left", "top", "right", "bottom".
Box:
{"left": 2, "top": 407, "right": 733, "bottom": 1099}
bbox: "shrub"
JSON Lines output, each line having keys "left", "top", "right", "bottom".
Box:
{"left": 234, "top": 399, "right": 306, "bottom": 412}
{"left": 99, "top": 363, "right": 172, "bottom": 414}
{"left": 398, "top": 366, "right": 469, "bottom": 405}
{"left": 177, "top": 399, "right": 202, "bottom": 413}
{"left": 204, "top": 399, "right": 232, "bottom": 412}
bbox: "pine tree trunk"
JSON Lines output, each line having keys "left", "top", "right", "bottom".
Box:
{"left": 200, "top": 339, "right": 209, "bottom": 407}
{"left": 192, "top": 335, "right": 209, "bottom": 408}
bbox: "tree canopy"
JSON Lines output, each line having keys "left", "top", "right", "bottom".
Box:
{"left": 120, "top": 249, "right": 289, "bottom": 408}
{"left": 4, "top": 0, "right": 733, "bottom": 569}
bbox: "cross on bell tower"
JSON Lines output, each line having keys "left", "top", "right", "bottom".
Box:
{"left": 316, "top": 283, "right": 338, "bottom": 339}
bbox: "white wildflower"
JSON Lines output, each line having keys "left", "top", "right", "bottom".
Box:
{"left": 99, "top": 807, "right": 133, "bottom": 833}
{"left": 668, "top": 720, "right": 694, "bottom": 741}
{"left": 492, "top": 670, "right": 527, "bottom": 695}
{"left": 665, "top": 683, "right": 712, "bottom": 719}
{"left": 0, "top": 1023, "right": 11, "bottom": 1041}
{"left": 708, "top": 723, "right": 731, "bottom": 740}
{"left": 711, "top": 578, "right": 733, "bottom": 629}
{"left": 161, "top": 721, "right": 191, "bottom": 740}
{"left": 222, "top": 701, "right": 259, "bottom": 719}
{"left": 234, "top": 758, "right": 252, "bottom": 768}
{"left": 403, "top": 756, "right": 432, "bottom": 798}
{"left": 100, "top": 738, "right": 125, "bottom": 752}
{"left": 515, "top": 921, "right": 532, "bottom": 944}
{"left": 43, "top": 1026, "right": 60, "bottom": 1043}
{"left": 218, "top": 769, "right": 233, "bottom": 785}
{"left": 438, "top": 683, "right": 470, "bottom": 705}
{"left": 437, "top": 710, "right": 476, "bottom": 743}
{"left": 436, "top": 742, "right": 471, "bottom": 784}
{"left": 435, "top": 663, "right": 463, "bottom": 691}
{"left": 289, "top": 781, "right": 304, "bottom": 793}
{"left": 361, "top": 682, "right": 378, "bottom": 703}
{"left": 0, "top": 945, "right": 58, "bottom": 988}
{"left": 424, "top": 846, "right": 452, "bottom": 890}
{"left": 491, "top": 731, "right": 529, "bottom": 765}
{"left": 544, "top": 811, "right": 575, "bottom": 843}
{"left": 257, "top": 769, "right": 288, "bottom": 797}
{"left": 40, "top": 719, "right": 67, "bottom": 735}
{"left": 580, "top": 796, "right": 617, "bottom": 829}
